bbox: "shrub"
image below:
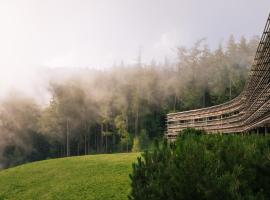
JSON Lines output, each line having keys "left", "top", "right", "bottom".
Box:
{"left": 132, "top": 130, "right": 151, "bottom": 152}
{"left": 129, "top": 131, "right": 270, "bottom": 200}
{"left": 132, "top": 137, "right": 140, "bottom": 152}
{"left": 138, "top": 129, "right": 150, "bottom": 151}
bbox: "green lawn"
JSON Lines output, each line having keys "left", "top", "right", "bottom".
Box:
{"left": 0, "top": 153, "right": 140, "bottom": 200}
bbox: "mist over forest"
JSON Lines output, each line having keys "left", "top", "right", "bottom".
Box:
{"left": 0, "top": 35, "right": 259, "bottom": 169}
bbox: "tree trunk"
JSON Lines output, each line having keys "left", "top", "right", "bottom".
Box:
{"left": 229, "top": 78, "right": 232, "bottom": 100}
{"left": 84, "top": 134, "right": 87, "bottom": 155}
{"left": 77, "top": 141, "right": 80, "bottom": 156}
{"left": 203, "top": 89, "right": 206, "bottom": 107}
{"left": 173, "top": 94, "right": 177, "bottom": 111}
{"left": 63, "top": 143, "right": 66, "bottom": 157}
{"left": 84, "top": 122, "right": 87, "bottom": 155}
{"left": 66, "top": 119, "right": 70, "bottom": 157}
{"left": 126, "top": 114, "right": 129, "bottom": 153}
{"left": 87, "top": 127, "right": 90, "bottom": 154}
{"left": 126, "top": 134, "right": 129, "bottom": 153}
{"left": 106, "top": 135, "right": 108, "bottom": 153}
{"left": 100, "top": 123, "right": 103, "bottom": 153}
{"left": 105, "top": 123, "right": 108, "bottom": 153}
{"left": 126, "top": 114, "right": 129, "bottom": 132}
{"left": 96, "top": 130, "right": 98, "bottom": 152}
{"left": 135, "top": 106, "right": 139, "bottom": 136}
{"left": 112, "top": 133, "right": 115, "bottom": 152}
{"left": 95, "top": 127, "right": 97, "bottom": 153}
{"left": 59, "top": 145, "right": 61, "bottom": 158}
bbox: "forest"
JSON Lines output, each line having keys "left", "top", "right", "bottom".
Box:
{"left": 0, "top": 35, "right": 259, "bottom": 169}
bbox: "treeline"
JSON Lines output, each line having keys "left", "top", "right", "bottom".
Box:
{"left": 0, "top": 36, "right": 259, "bottom": 168}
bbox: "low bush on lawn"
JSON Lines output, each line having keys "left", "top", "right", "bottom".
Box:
{"left": 129, "top": 129, "right": 270, "bottom": 200}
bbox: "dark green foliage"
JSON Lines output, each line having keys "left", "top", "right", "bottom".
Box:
{"left": 26, "top": 132, "right": 51, "bottom": 161}
{"left": 2, "top": 145, "right": 27, "bottom": 168}
{"left": 138, "top": 130, "right": 151, "bottom": 151}
{"left": 132, "top": 130, "right": 151, "bottom": 152}
{"left": 129, "top": 132, "right": 270, "bottom": 200}
{"left": 2, "top": 132, "right": 52, "bottom": 168}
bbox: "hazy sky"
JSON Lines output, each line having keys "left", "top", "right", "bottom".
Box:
{"left": 0, "top": 0, "right": 269, "bottom": 98}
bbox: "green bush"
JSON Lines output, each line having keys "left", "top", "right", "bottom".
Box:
{"left": 132, "top": 137, "right": 140, "bottom": 152}
{"left": 132, "top": 130, "right": 151, "bottom": 152}
{"left": 129, "top": 131, "right": 270, "bottom": 200}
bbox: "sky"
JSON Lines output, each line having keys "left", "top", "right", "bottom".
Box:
{"left": 0, "top": 0, "right": 269, "bottom": 99}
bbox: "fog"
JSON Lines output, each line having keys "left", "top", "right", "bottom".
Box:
{"left": 0, "top": 0, "right": 269, "bottom": 102}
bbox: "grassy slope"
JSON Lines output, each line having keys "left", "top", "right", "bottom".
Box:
{"left": 0, "top": 153, "right": 140, "bottom": 200}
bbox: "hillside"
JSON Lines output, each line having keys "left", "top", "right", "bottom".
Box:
{"left": 0, "top": 153, "right": 140, "bottom": 200}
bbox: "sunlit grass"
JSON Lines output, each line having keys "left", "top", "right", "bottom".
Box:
{"left": 0, "top": 153, "right": 140, "bottom": 200}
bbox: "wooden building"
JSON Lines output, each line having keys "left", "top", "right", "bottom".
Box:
{"left": 167, "top": 14, "right": 270, "bottom": 140}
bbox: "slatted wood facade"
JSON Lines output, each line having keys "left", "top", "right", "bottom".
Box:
{"left": 167, "top": 14, "right": 270, "bottom": 140}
